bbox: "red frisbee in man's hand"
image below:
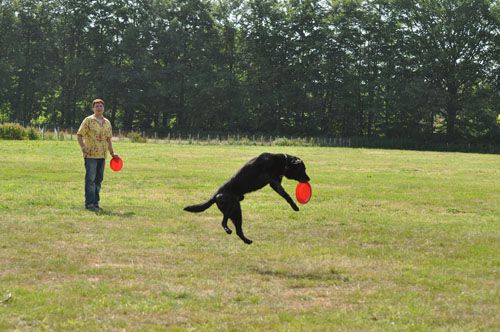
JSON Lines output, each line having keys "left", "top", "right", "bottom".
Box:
{"left": 110, "top": 156, "right": 123, "bottom": 171}
{"left": 296, "top": 182, "right": 312, "bottom": 204}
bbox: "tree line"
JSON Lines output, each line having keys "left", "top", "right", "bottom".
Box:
{"left": 0, "top": 0, "right": 498, "bottom": 143}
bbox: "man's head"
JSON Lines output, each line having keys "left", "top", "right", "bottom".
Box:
{"left": 92, "top": 99, "right": 105, "bottom": 116}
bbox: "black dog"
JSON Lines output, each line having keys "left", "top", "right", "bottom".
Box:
{"left": 184, "top": 153, "right": 310, "bottom": 244}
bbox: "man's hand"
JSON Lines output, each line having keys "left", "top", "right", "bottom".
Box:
{"left": 81, "top": 146, "right": 90, "bottom": 154}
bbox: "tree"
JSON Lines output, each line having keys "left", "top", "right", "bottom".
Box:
{"left": 397, "top": 0, "right": 498, "bottom": 141}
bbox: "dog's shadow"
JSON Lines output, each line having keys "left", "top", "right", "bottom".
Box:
{"left": 251, "top": 267, "right": 350, "bottom": 283}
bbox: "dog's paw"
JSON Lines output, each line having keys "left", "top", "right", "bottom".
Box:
{"left": 243, "top": 239, "right": 253, "bottom": 245}
{"left": 224, "top": 227, "right": 232, "bottom": 234}
{"left": 292, "top": 205, "right": 300, "bottom": 211}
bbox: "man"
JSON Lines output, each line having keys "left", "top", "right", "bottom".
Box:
{"left": 77, "top": 99, "right": 119, "bottom": 212}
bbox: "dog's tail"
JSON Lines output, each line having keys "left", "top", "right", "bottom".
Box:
{"left": 184, "top": 196, "right": 216, "bottom": 213}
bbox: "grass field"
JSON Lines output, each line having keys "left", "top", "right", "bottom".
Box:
{"left": 0, "top": 140, "right": 499, "bottom": 331}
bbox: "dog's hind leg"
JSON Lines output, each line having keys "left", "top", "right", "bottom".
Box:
{"left": 230, "top": 203, "right": 252, "bottom": 245}
{"left": 215, "top": 193, "right": 235, "bottom": 235}
{"left": 220, "top": 215, "right": 232, "bottom": 234}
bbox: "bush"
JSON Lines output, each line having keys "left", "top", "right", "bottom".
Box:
{"left": 225, "top": 135, "right": 257, "bottom": 146}
{"left": 0, "top": 123, "right": 25, "bottom": 139}
{"left": 0, "top": 123, "right": 40, "bottom": 140}
{"left": 27, "top": 127, "right": 41, "bottom": 140}
{"left": 41, "top": 130, "right": 56, "bottom": 140}
{"left": 127, "top": 131, "right": 147, "bottom": 143}
{"left": 273, "top": 136, "right": 315, "bottom": 146}
{"left": 235, "top": 136, "right": 257, "bottom": 146}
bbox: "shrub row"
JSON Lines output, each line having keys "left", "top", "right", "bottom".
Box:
{"left": 0, "top": 123, "right": 40, "bottom": 140}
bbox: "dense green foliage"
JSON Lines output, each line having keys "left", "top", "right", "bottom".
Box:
{"left": 0, "top": 0, "right": 498, "bottom": 143}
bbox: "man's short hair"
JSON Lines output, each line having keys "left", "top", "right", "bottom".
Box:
{"left": 92, "top": 99, "right": 105, "bottom": 107}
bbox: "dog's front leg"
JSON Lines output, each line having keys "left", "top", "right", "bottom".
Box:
{"left": 269, "top": 180, "right": 299, "bottom": 211}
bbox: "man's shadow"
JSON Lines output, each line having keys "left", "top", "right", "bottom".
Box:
{"left": 94, "top": 209, "right": 135, "bottom": 217}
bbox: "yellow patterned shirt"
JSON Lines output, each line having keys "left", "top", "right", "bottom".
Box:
{"left": 77, "top": 115, "right": 113, "bottom": 158}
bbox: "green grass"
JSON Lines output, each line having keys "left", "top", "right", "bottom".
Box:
{"left": 0, "top": 140, "right": 499, "bottom": 331}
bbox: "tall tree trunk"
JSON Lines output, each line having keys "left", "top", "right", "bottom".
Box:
{"left": 446, "top": 83, "right": 458, "bottom": 142}
{"left": 110, "top": 92, "right": 117, "bottom": 126}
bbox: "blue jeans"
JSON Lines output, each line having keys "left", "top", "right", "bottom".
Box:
{"left": 84, "top": 158, "right": 105, "bottom": 208}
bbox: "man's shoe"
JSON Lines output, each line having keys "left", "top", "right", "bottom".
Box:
{"left": 86, "top": 205, "right": 98, "bottom": 211}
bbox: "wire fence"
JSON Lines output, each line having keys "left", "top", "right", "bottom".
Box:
{"left": 35, "top": 127, "right": 354, "bottom": 147}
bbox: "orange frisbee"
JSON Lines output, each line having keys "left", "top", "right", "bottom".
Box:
{"left": 296, "top": 182, "right": 312, "bottom": 204}
{"left": 110, "top": 156, "right": 123, "bottom": 171}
